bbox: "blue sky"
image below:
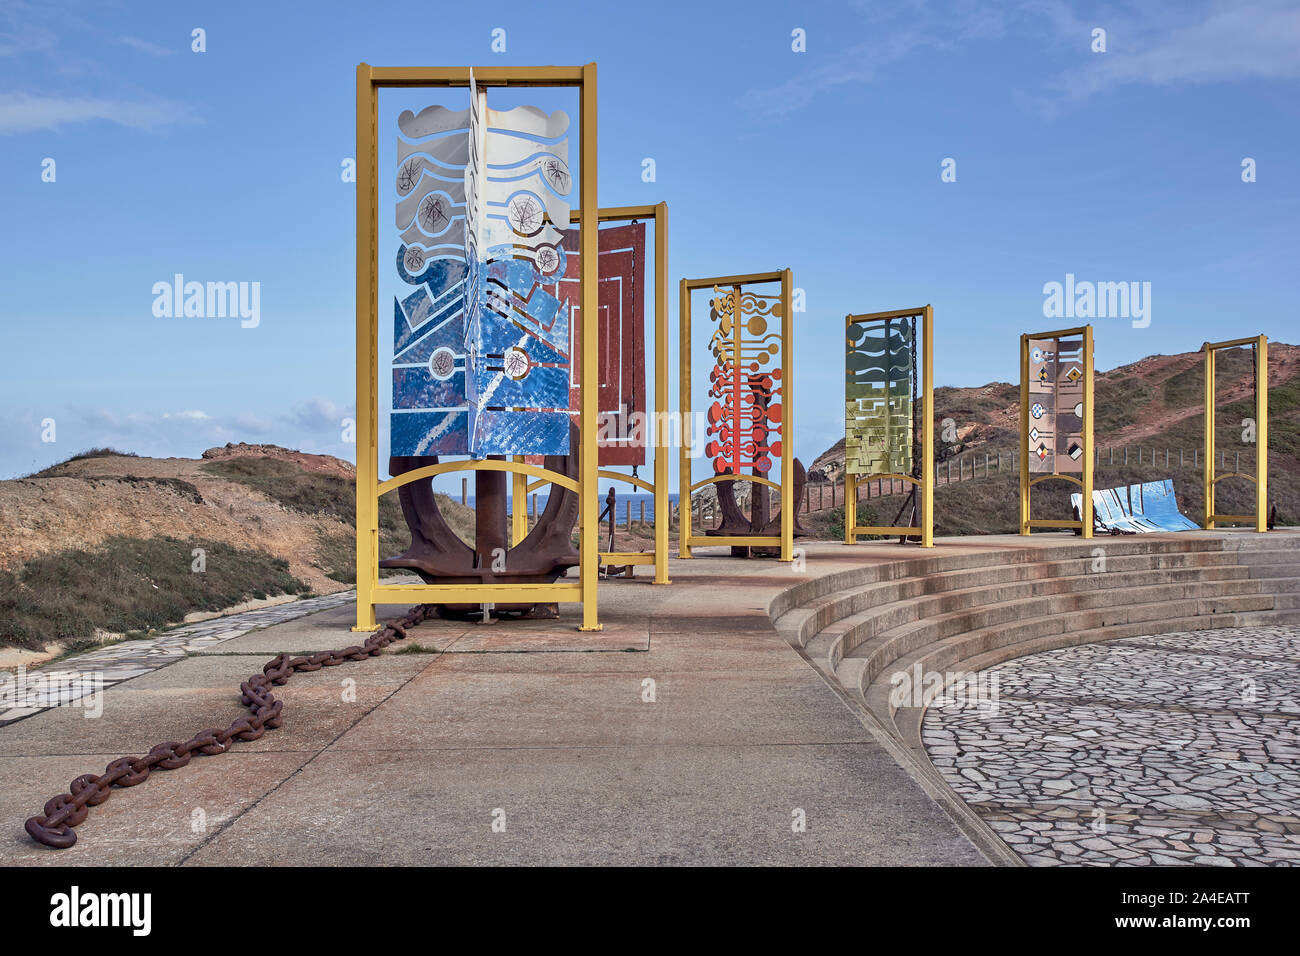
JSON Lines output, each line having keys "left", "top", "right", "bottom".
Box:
{"left": 2, "top": 0, "right": 1298, "bottom": 485}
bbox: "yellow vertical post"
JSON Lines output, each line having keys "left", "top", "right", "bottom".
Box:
{"left": 1018, "top": 334, "right": 1030, "bottom": 535}
{"left": 678, "top": 278, "right": 693, "bottom": 559}
{"left": 511, "top": 457, "right": 527, "bottom": 545}
{"left": 353, "top": 63, "right": 378, "bottom": 631}
{"left": 844, "top": 314, "right": 853, "bottom": 545}
{"left": 1204, "top": 345, "right": 1215, "bottom": 529}
{"left": 844, "top": 473, "right": 856, "bottom": 543}
{"left": 1081, "top": 324, "right": 1094, "bottom": 539}
{"left": 578, "top": 62, "right": 601, "bottom": 631}
{"left": 652, "top": 203, "right": 671, "bottom": 583}
{"left": 921, "top": 305, "right": 935, "bottom": 547}
{"left": 780, "top": 269, "right": 794, "bottom": 562}
{"left": 1256, "top": 335, "right": 1268, "bottom": 532}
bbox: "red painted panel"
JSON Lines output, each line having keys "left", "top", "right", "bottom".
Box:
{"left": 530, "top": 221, "right": 647, "bottom": 467}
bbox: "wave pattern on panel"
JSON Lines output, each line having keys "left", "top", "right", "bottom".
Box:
{"left": 845, "top": 318, "right": 913, "bottom": 476}
{"left": 390, "top": 74, "right": 573, "bottom": 459}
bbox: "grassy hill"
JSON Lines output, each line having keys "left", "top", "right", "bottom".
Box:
{"left": 0, "top": 445, "right": 474, "bottom": 651}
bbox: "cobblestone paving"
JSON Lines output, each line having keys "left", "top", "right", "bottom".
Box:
{"left": 0, "top": 591, "right": 357, "bottom": 725}
{"left": 923, "top": 625, "right": 1300, "bottom": 866}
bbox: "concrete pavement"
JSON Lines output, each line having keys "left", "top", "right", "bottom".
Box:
{"left": 1, "top": 542, "right": 993, "bottom": 866}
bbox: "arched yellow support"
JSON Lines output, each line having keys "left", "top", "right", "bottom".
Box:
{"left": 1029, "top": 474, "right": 1083, "bottom": 489}
{"left": 598, "top": 470, "right": 657, "bottom": 495}
{"left": 689, "top": 473, "right": 782, "bottom": 493}
{"left": 1211, "top": 472, "right": 1258, "bottom": 486}
{"left": 376, "top": 459, "right": 580, "bottom": 498}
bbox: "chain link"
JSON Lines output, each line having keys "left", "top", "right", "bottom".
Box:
{"left": 24, "top": 604, "right": 432, "bottom": 849}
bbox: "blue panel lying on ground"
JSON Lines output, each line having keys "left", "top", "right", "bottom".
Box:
{"left": 1072, "top": 478, "right": 1199, "bottom": 534}
{"left": 1131, "top": 480, "right": 1202, "bottom": 531}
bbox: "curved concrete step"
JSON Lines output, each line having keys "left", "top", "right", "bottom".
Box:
{"left": 843, "top": 579, "right": 1269, "bottom": 694}
{"left": 783, "top": 545, "right": 1248, "bottom": 650}
{"left": 815, "top": 563, "right": 1255, "bottom": 672}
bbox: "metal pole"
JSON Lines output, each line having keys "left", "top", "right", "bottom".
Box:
{"left": 578, "top": 62, "right": 601, "bottom": 631}
{"left": 1257, "top": 336, "right": 1269, "bottom": 532}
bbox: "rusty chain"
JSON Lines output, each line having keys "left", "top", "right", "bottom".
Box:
{"left": 24, "top": 604, "right": 433, "bottom": 849}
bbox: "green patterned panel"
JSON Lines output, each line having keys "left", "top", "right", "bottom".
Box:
{"left": 845, "top": 318, "right": 914, "bottom": 476}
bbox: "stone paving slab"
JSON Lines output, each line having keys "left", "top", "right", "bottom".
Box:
{"left": 0, "top": 590, "right": 358, "bottom": 724}
{"left": 923, "top": 624, "right": 1300, "bottom": 866}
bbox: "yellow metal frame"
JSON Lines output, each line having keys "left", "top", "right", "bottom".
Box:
{"left": 1202, "top": 335, "right": 1268, "bottom": 531}
{"left": 354, "top": 63, "right": 602, "bottom": 631}
{"left": 678, "top": 270, "right": 794, "bottom": 561}
{"left": 1019, "top": 325, "right": 1094, "bottom": 537}
{"left": 843, "top": 306, "right": 935, "bottom": 547}
{"left": 512, "top": 204, "right": 672, "bottom": 584}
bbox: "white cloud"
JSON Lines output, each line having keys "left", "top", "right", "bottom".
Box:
{"left": 0, "top": 91, "right": 190, "bottom": 134}
{"left": 1049, "top": 1, "right": 1300, "bottom": 100}
{"left": 0, "top": 397, "right": 357, "bottom": 478}
{"left": 163, "top": 410, "right": 212, "bottom": 421}
{"left": 744, "top": 0, "right": 1300, "bottom": 117}
{"left": 113, "top": 35, "right": 176, "bottom": 57}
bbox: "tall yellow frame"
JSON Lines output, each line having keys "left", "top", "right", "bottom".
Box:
{"left": 354, "top": 63, "right": 602, "bottom": 632}
{"left": 514, "top": 203, "right": 672, "bottom": 585}
{"left": 678, "top": 270, "right": 794, "bottom": 562}
{"left": 843, "top": 306, "right": 934, "bottom": 548}
{"left": 1019, "top": 325, "right": 1094, "bottom": 538}
{"left": 1202, "top": 335, "right": 1268, "bottom": 532}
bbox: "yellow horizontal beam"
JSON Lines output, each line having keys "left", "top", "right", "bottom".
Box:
{"left": 1028, "top": 473, "right": 1084, "bottom": 489}
{"left": 600, "top": 552, "right": 656, "bottom": 565}
{"left": 1212, "top": 472, "right": 1258, "bottom": 485}
{"left": 570, "top": 205, "right": 659, "bottom": 223}
{"left": 378, "top": 459, "right": 579, "bottom": 497}
{"left": 1027, "top": 520, "right": 1083, "bottom": 529}
{"left": 682, "top": 271, "right": 784, "bottom": 290}
{"left": 689, "top": 473, "right": 781, "bottom": 493}
{"left": 1023, "top": 326, "right": 1089, "bottom": 340}
{"left": 1204, "top": 336, "right": 1266, "bottom": 351}
{"left": 367, "top": 65, "right": 588, "bottom": 87}
{"left": 683, "top": 535, "right": 783, "bottom": 548}
{"left": 847, "top": 307, "right": 928, "bottom": 323}
{"left": 372, "top": 581, "right": 583, "bottom": 603}
{"left": 1211, "top": 514, "right": 1257, "bottom": 523}
{"left": 851, "top": 526, "right": 922, "bottom": 536}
